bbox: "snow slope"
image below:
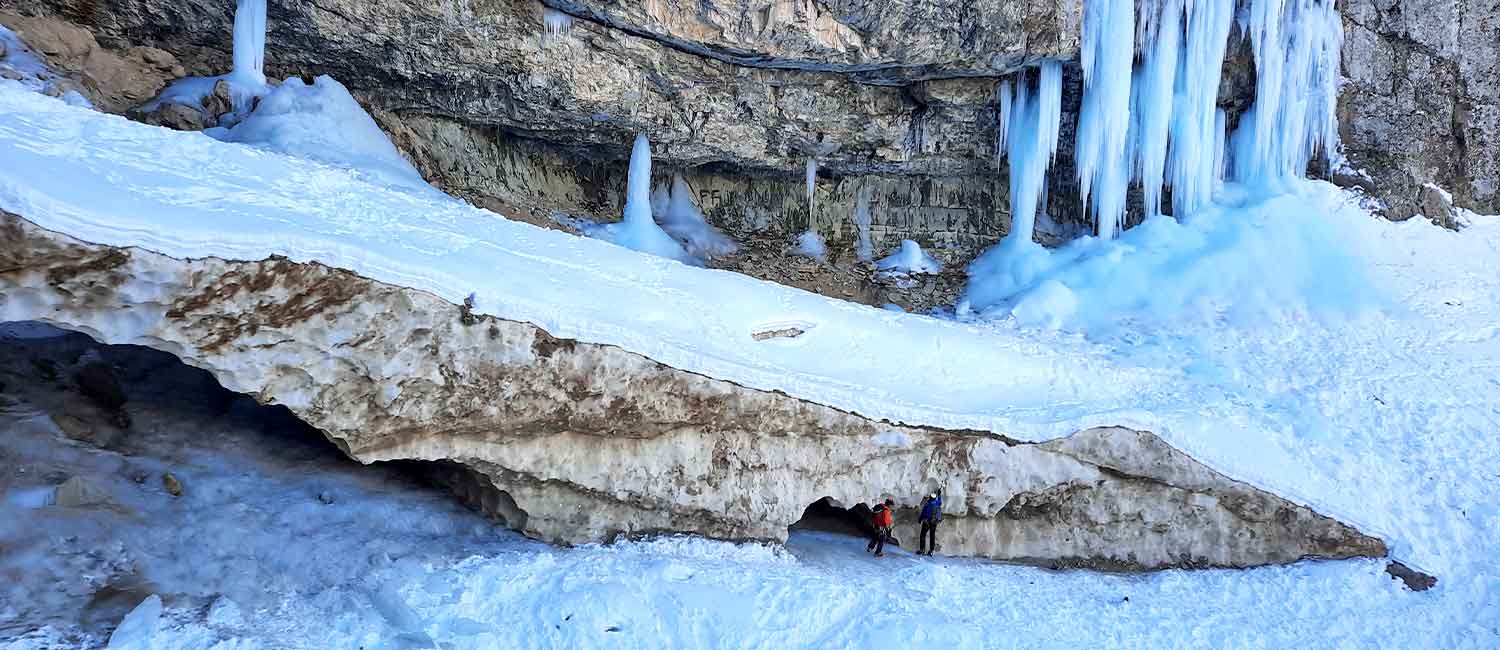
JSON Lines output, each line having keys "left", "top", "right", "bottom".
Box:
{"left": 0, "top": 85, "right": 1497, "bottom": 644}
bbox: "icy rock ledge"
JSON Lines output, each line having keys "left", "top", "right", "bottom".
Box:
{"left": 0, "top": 212, "right": 1388, "bottom": 570}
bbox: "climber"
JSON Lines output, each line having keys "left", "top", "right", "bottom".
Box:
{"left": 917, "top": 488, "right": 943, "bottom": 556}
{"left": 865, "top": 498, "right": 895, "bottom": 557}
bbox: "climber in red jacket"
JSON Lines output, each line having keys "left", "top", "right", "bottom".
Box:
{"left": 865, "top": 498, "right": 896, "bottom": 557}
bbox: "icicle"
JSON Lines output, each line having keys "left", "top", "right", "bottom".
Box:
{"left": 1075, "top": 0, "right": 1135, "bottom": 239}
{"left": 232, "top": 0, "right": 267, "bottom": 86}
{"left": 1000, "top": 62, "right": 1064, "bottom": 245}
{"left": 805, "top": 158, "right": 818, "bottom": 222}
{"left": 1231, "top": 0, "right": 1343, "bottom": 183}
{"left": 854, "top": 186, "right": 874, "bottom": 261}
{"left": 1132, "top": 0, "right": 1183, "bottom": 219}
{"left": 542, "top": 8, "right": 574, "bottom": 39}
{"left": 1212, "top": 107, "right": 1228, "bottom": 185}
{"left": 995, "top": 81, "right": 1013, "bottom": 157}
{"left": 1166, "top": 0, "right": 1235, "bottom": 215}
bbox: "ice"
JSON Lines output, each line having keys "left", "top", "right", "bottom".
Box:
{"left": 654, "top": 174, "right": 737, "bottom": 260}
{"left": 1132, "top": 0, "right": 1182, "bottom": 218}
{"left": 853, "top": 186, "right": 874, "bottom": 261}
{"left": 1075, "top": 0, "right": 1135, "bottom": 239}
{"left": 1231, "top": 0, "right": 1343, "bottom": 183}
{"left": 105, "top": 595, "right": 162, "bottom": 649}
{"left": 0, "top": 25, "right": 94, "bottom": 108}
{"left": 542, "top": 8, "right": 574, "bottom": 39}
{"left": 792, "top": 229, "right": 827, "bottom": 262}
{"left": 232, "top": 0, "right": 267, "bottom": 86}
{"left": 216, "top": 76, "right": 428, "bottom": 191}
{"left": 804, "top": 157, "right": 817, "bottom": 221}
{"left": 995, "top": 61, "right": 1063, "bottom": 246}
{"left": 1169, "top": 0, "right": 1235, "bottom": 215}
{"left": 875, "top": 240, "right": 942, "bottom": 275}
{"left": 593, "top": 134, "right": 700, "bottom": 266}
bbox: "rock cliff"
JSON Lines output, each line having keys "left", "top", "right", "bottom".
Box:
{"left": 0, "top": 211, "right": 1387, "bottom": 569}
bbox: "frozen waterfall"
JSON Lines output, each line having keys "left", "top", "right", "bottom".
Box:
{"left": 232, "top": 0, "right": 268, "bottom": 86}
{"left": 1071, "top": 0, "right": 1342, "bottom": 238}
{"left": 997, "top": 62, "right": 1063, "bottom": 245}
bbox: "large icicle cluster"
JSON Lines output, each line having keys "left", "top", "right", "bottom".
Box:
{"left": 1071, "top": 0, "right": 1342, "bottom": 238}
{"left": 963, "top": 0, "right": 1346, "bottom": 323}
{"left": 1232, "top": 0, "right": 1344, "bottom": 183}
{"left": 996, "top": 62, "right": 1063, "bottom": 245}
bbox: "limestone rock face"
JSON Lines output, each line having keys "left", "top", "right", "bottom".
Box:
{"left": 0, "top": 211, "right": 1387, "bottom": 569}
{"left": 1337, "top": 0, "right": 1499, "bottom": 217}
{"left": 2, "top": 0, "right": 1494, "bottom": 237}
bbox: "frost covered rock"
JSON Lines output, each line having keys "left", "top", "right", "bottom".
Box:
{"left": 105, "top": 594, "right": 162, "bottom": 649}
{"left": 0, "top": 212, "right": 1390, "bottom": 570}
{"left": 0, "top": 11, "right": 174, "bottom": 112}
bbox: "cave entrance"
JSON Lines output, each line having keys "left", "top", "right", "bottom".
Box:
{"left": 788, "top": 496, "right": 877, "bottom": 540}
{"left": 0, "top": 321, "right": 523, "bottom": 528}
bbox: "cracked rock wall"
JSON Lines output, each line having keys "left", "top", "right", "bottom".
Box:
{"left": 1, "top": 212, "right": 1386, "bottom": 569}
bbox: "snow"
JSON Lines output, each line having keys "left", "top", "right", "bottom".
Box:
{"left": 792, "top": 229, "right": 827, "bottom": 262}
{"left": 214, "top": 75, "right": 429, "bottom": 191}
{"left": 964, "top": 182, "right": 1375, "bottom": 331}
{"left": 655, "top": 174, "right": 737, "bottom": 259}
{"left": 1, "top": 385, "right": 1495, "bottom": 649}
{"left": 875, "top": 240, "right": 942, "bottom": 275}
{"left": 590, "top": 134, "right": 700, "bottom": 266}
{"left": 0, "top": 84, "right": 1499, "bottom": 646}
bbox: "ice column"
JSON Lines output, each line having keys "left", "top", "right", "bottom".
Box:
{"left": 232, "top": 0, "right": 267, "bottom": 85}
{"left": 1132, "top": 0, "right": 1183, "bottom": 218}
{"left": 1232, "top": 0, "right": 1344, "bottom": 182}
{"left": 624, "top": 133, "right": 655, "bottom": 228}
{"left": 1167, "top": 0, "right": 1234, "bottom": 214}
{"left": 1075, "top": 0, "right": 1135, "bottom": 239}
{"left": 805, "top": 157, "right": 818, "bottom": 223}
{"left": 1000, "top": 62, "right": 1064, "bottom": 244}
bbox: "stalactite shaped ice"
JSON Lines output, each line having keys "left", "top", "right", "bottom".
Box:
{"left": 805, "top": 158, "right": 818, "bottom": 222}
{"left": 854, "top": 186, "right": 874, "bottom": 262}
{"left": 1000, "top": 62, "right": 1064, "bottom": 245}
{"left": 1231, "top": 0, "right": 1344, "bottom": 183}
{"left": 1075, "top": 0, "right": 1135, "bottom": 239}
{"left": 1167, "top": 0, "right": 1235, "bottom": 215}
{"left": 542, "top": 8, "right": 574, "bottom": 40}
{"left": 996, "top": 81, "right": 1013, "bottom": 156}
{"left": 1132, "top": 0, "right": 1183, "bottom": 219}
{"left": 232, "top": 0, "right": 268, "bottom": 86}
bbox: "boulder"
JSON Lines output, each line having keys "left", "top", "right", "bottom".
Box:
{"left": 133, "top": 102, "right": 211, "bottom": 132}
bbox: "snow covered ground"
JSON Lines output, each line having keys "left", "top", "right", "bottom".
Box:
{"left": 0, "top": 337, "right": 1486, "bottom": 649}
{"left": 0, "top": 81, "right": 1497, "bottom": 646}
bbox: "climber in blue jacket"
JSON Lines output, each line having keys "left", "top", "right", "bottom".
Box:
{"left": 917, "top": 489, "right": 943, "bottom": 556}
